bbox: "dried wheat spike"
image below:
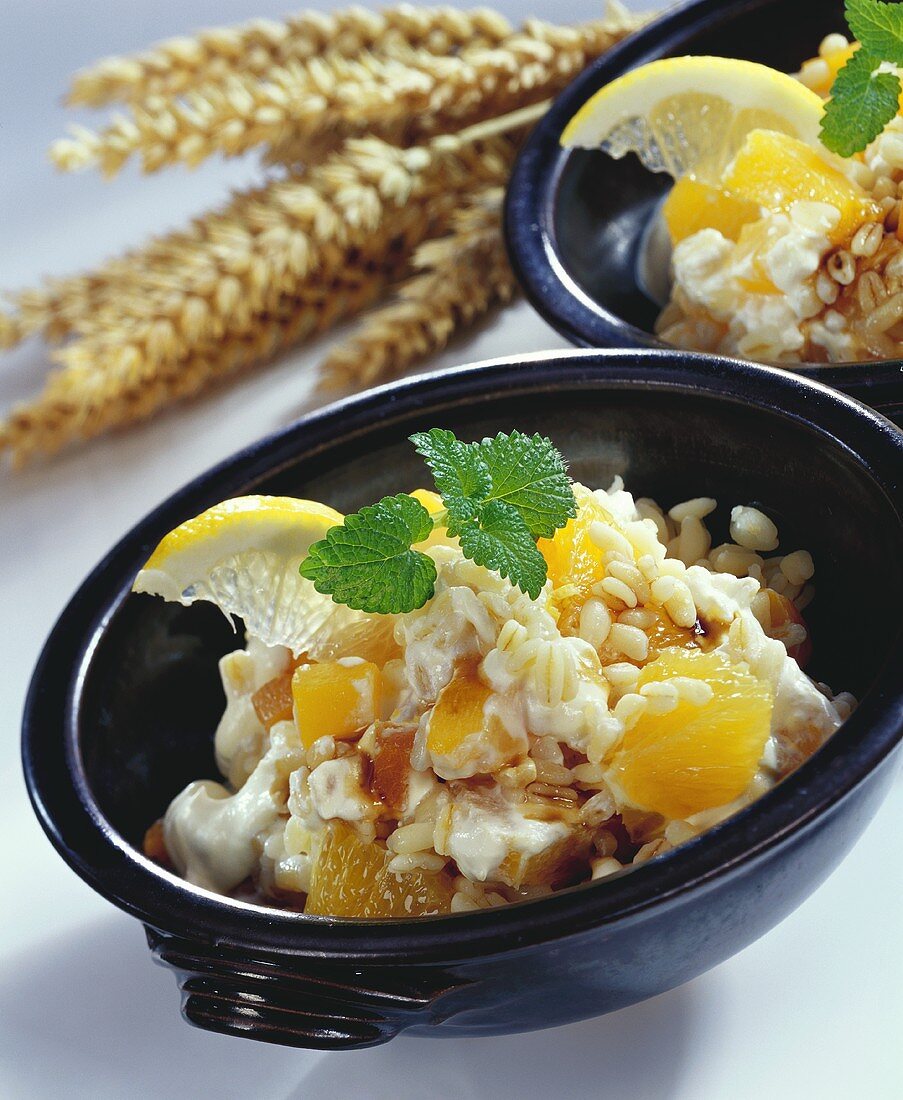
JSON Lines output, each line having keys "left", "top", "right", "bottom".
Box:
{"left": 11, "top": 122, "right": 523, "bottom": 361}
{"left": 320, "top": 186, "right": 514, "bottom": 390}
{"left": 51, "top": 8, "right": 643, "bottom": 176}
{"left": 67, "top": 5, "right": 514, "bottom": 106}
{"left": 2, "top": 127, "right": 523, "bottom": 464}
{"left": 0, "top": 263, "right": 397, "bottom": 467}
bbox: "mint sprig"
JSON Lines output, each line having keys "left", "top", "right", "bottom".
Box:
{"left": 300, "top": 430, "right": 576, "bottom": 614}
{"left": 821, "top": 1, "right": 903, "bottom": 156}
{"left": 847, "top": 0, "right": 903, "bottom": 63}
{"left": 300, "top": 494, "right": 437, "bottom": 615}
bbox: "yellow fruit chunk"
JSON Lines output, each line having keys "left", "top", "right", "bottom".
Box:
{"left": 409, "top": 486, "right": 458, "bottom": 551}
{"left": 292, "top": 660, "right": 381, "bottom": 748}
{"left": 426, "top": 663, "right": 524, "bottom": 779}
{"left": 498, "top": 822, "right": 593, "bottom": 889}
{"left": 305, "top": 821, "right": 454, "bottom": 918}
{"left": 313, "top": 614, "right": 402, "bottom": 667}
{"left": 409, "top": 488, "right": 443, "bottom": 514}
{"left": 732, "top": 219, "right": 784, "bottom": 295}
{"left": 607, "top": 648, "right": 773, "bottom": 820}
{"left": 798, "top": 42, "right": 856, "bottom": 98}
{"left": 663, "top": 176, "right": 760, "bottom": 244}
{"left": 539, "top": 488, "right": 617, "bottom": 634}
{"left": 722, "top": 129, "right": 880, "bottom": 244}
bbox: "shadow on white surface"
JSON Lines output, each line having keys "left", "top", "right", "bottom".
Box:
{"left": 291, "top": 978, "right": 700, "bottom": 1100}
{"left": 0, "top": 913, "right": 304, "bottom": 1098}
{"left": 0, "top": 908, "right": 701, "bottom": 1100}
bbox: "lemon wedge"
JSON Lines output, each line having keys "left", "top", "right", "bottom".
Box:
{"left": 133, "top": 495, "right": 356, "bottom": 654}
{"left": 561, "top": 56, "right": 826, "bottom": 182}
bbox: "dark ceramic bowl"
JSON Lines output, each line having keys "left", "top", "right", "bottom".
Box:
{"left": 505, "top": 0, "right": 903, "bottom": 420}
{"left": 23, "top": 350, "right": 903, "bottom": 1050}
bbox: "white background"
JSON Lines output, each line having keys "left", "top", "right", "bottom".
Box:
{"left": 1, "top": 2, "right": 901, "bottom": 1097}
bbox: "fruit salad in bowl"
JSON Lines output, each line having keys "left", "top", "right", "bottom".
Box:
{"left": 505, "top": 0, "right": 903, "bottom": 416}
{"left": 134, "top": 429, "right": 854, "bottom": 918}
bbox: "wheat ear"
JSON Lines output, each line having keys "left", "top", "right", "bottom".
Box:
{"left": 320, "top": 186, "right": 513, "bottom": 391}
{"left": 1, "top": 120, "right": 527, "bottom": 463}
{"left": 67, "top": 6, "right": 514, "bottom": 106}
{"left": 50, "top": 10, "right": 641, "bottom": 176}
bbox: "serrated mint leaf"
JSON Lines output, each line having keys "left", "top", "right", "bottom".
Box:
{"left": 300, "top": 494, "right": 436, "bottom": 614}
{"left": 410, "top": 428, "right": 492, "bottom": 527}
{"left": 457, "top": 500, "right": 549, "bottom": 599}
{"left": 821, "top": 48, "right": 901, "bottom": 156}
{"left": 477, "top": 430, "right": 577, "bottom": 538}
{"left": 846, "top": 0, "right": 903, "bottom": 65}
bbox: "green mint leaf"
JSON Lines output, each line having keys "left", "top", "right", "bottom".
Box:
{"left": 299, "top": 494, "right": 436, "bottom": 614}
{"left": 457, "top": 500, "right": 549, "bottom": 599}
{"left": 478, "top": 431, "right": 577, "bottom": 538}
{"left": 410, "top": 428, "right": 492, "bottom": 527}
{"left": 846, "top": 0, "right": 903, "bottom": 65}
{"left": 821, "top": 48, "right": 901, "bottom": 155}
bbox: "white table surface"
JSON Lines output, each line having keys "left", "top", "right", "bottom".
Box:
{"left": 1, "top": 2, "right": 901, "bottom": 1097}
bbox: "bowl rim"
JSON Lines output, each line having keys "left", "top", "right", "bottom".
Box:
{"left": 503, "top": 0, "right": 903, "bottom": 411}
{"left": 22, "top": 348, "right": 903, "bottom": 962}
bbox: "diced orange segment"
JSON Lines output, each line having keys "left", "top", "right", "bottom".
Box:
{"left": 663, "top": 176, "right": 760, "bottom": 244}
{"left": 409, "top": 487, "right": 457, "bottom": 551}
{"left": 647, "top": 607, "right": 701, "bottom": 656}
{"left": 317, "top": 615, "right": 401, "bottom": 667}
{"left": 763, "top": 589, "right": 812, "bottom": 667}
{"left": 143, "top": 819, "right": 171, "bottom": 867}
{"left": 304, "top": 821, "right": 454, "bottom": 918}
{"left": 607, "top": 648, "right": 773, "bottom": 820}
{"left": 539, "top": 487, "right": 619, "bottom": 635}
{"left": 498, "top": 824, "right": 593, "bottom": 889}
{"left": 251, "top": 669, "right": 295, "bottom": 729}
{"left": 732, "top": 219, "right": 783, "bottom": 295}
{"left": 798, "top": 43, "right": 856, "bottom": 98}
{"left": 426, "top": 663, "right": 524, "bottom": 778}
{"left": 722, "top": 129, "right": 881, "bottom": 244}
{"left": 409, "top": 488, "right": 443, "bottom": 514}
{"left": 292, "top": 660, "right": 381, "bottom": 748}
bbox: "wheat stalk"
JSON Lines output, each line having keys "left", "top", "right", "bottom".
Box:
{"left": 68, "top": 6, "right": 514, "bottom": 107}
{"left": 2, "top": 4, "right": 646, "bottom": 468}
{"left": 321, "top": 186, "right": 513, "bottom": 390}
{"left": 0, "top": 265, "right": 399, "bottom": 466}
{"left": 51, "top": 10, "right": 642, "bottom": 176}
{"left": 2, "top": 120, "right": 526, "bottom": 463}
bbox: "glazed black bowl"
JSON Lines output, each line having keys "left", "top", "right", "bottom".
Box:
{"left": 23, "top": 350, "right": 903, "bottom": 1050}
{"left": 505, "top": 0, "right": 903, "bottom": 420}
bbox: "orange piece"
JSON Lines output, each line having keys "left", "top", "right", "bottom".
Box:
{"left": 498, "top": 824, "right": 593, "bottom": 889}
{"left": 292, "top": 660, "right": 381, "bottom": 748}
{"left": 607, "top": 648, "right": 773, "bottom": 820}
{"left": 647, "top": 607, "right": 701, "bottom": 656}
{"left": 251, "top": 669, "right": 295, "bottom": 729}
{"left": 409, "top": 487, "right": 458, "bottom": 551}
{"left": 370, "top": 724, "right": 416, "bottom": 814}
{"left": 317, "top": 615, "right": 402, "bottom": 667}
{"left": 733, "top": 218, "right": 784, "bottom": 295}
{"left": 722, "top": 129, "right": 881, "bottom": 244}
{"left": 798, "top": 42, "right": 856, "bottom": 98}
{"left": 538, "top": 488, "right": 619, "bottom": 635}
{"left": 143, "top": 819, "right": 171, "bottom": 868}
{"left": 426, "top": 663, "right": 524, "bottom": 778}
{"left": 304, "top": 821, "right": 454, "bottom": 918}
{"left": 762, "top": 589, "right": 812, "bottom": 668}
{"left": 663, "top": 176, "right": 760, "bottom": 244}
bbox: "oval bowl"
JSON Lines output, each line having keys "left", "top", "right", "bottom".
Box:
{"left": 504, "top": 0, "right": 903, "bottom": 419}
{"left": 23, "top": 349, "right": 903, "bottom": 1049}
